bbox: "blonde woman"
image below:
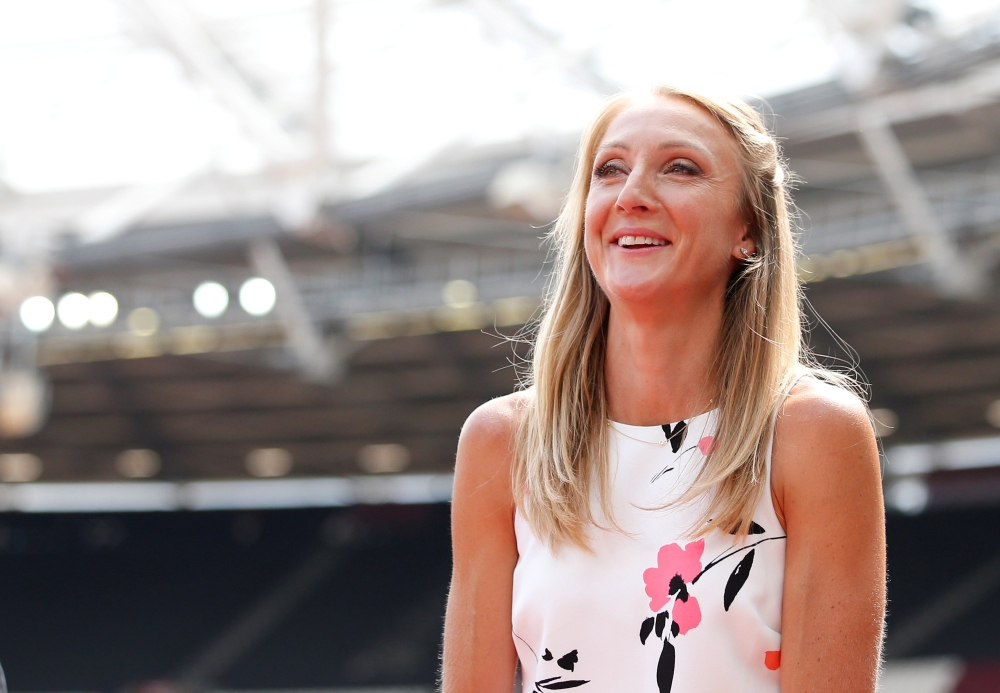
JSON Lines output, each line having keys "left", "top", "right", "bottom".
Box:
{"left": 442, "top": 86, "right": 885, "bottom": 693}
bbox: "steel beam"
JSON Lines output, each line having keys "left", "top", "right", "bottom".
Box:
{"left": 313, "top": 0, "right": 332, "bottom": 170}
{"left": 779, "top": 59, "right": 1000, "bottom": 143}
{"left": 855, "top": 105, "right": 982, "bottom": 297}
{"left": 126, "top": 0, "right": 302, "bottom": 164}
{"left": 459, "top": 0, "right": 618, "bottom": 95}
{"left": 71, "top": 165, "right": 207, "bottom": 244}
{"left": 248, "top": 238, "right": 337, "bottom": 381}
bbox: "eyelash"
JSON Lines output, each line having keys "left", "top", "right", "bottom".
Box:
{"left": 593, "top": 161, "right": 698, "bottom": 177}
{"left": 594, "top": 162, "right": 622, "bottom": 177}
{"left": 666, "top": 162, "right": 697, "bottom": 175}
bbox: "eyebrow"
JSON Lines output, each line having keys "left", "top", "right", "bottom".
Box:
{"left": 597, "top": 140, "right": 713, "bottom": 158}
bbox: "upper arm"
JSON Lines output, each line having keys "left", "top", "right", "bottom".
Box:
{"left": 441, "top": 394, "right": 524, "bottom": 693}
{"left": 770, "top": 379, "right": 886, "bottom": 693}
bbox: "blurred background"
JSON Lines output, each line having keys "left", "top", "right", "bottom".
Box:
{"left": 1, "top": 0, "right": 1000, "bottom": 691}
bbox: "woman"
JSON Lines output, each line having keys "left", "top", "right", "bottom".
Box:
{"left": 442, "top": 86, "right": 885, "bottom": 693}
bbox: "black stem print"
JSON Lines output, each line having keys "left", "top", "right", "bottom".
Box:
{"left": 657, "top": 638, "right": 676, "bottom": 693}
{"left": 650, "top": 466, "right": 675, "bottom": 484}
{"left": 654, "top": 609, "right": 669, "bottom": 638}
{"left": 650, "top": 444, "right": 698, "bottom": 483}
{"left": 692, "top": 535, "right": 786, "bottom": 584}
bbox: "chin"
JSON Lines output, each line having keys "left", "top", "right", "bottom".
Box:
{"left": 603, "top": 277, "right": 680, "bottom": 305}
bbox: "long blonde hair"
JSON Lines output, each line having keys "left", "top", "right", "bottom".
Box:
{"left": 513, "top": 85, "right": 829, "bottom": 548}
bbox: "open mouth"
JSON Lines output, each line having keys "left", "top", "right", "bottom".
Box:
{"left": 615, "top": 234, "right": 669, "bottom": 248}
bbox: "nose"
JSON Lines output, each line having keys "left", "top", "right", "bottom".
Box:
{"left": 615, "top": 167, "right": 657, "bottom": 214}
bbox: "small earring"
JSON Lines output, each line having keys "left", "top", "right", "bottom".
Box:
{"left": 740, "top": 248, "right": 750, "bottom": 257}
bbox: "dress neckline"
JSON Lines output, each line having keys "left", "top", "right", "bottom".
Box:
{"left": 608, "top": 408, "right": 718, "bottom": 445}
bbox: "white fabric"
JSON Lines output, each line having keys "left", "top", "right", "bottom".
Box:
{"left": 512, "top": 408, "right": 786, "bottom": 693}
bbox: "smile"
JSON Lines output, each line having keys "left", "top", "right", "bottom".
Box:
{"left": 616, "top": 235, "right": 668, "bottom": 248}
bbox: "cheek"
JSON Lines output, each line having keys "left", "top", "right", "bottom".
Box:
{"left": 583, "top": 194, "right": 608, "bottom": 259}
{"left": 583, "top": 225, "right": 603, "bottom": 286}
{"left": 583, "top": 189, "right": 610, "bottom": 235}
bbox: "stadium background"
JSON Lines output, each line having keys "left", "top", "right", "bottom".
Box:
{"left": 2, "top": 1, "right": 1000, "bottom": 691}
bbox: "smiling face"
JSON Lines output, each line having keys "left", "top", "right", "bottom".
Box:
{"left": 583, "top": 95, "right": 754, "bottom": 309}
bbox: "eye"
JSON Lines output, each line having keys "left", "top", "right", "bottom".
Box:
{"left": 594, "top": 160, "right": 626, "bottom": 178}
{"left": 665, "top": 160, "right": 699, "bottom": 175}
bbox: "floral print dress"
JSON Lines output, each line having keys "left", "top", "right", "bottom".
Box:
{"left": 512, "top": 409, "right": 786, "bottom": 693}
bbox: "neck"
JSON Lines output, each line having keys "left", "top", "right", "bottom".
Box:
{"left": 604, "top": 289, "right": 724, "bottom": 426}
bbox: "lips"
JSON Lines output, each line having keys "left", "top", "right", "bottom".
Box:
{"left": 610, "top": 228, "right": 671, "bottom": 249}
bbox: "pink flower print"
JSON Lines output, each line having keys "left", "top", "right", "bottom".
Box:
{"left": 643, "top": 539, "right": 705, "bottom": 611}
{"left": 698, "top": 436, "right": 715, "bottom": 455}
{"left": 672, "top": 595, "right": 702, "bottom": 634}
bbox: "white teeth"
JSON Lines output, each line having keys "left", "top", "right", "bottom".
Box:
{"left": 617, "top": 235, "right": 667, "bottom": 247}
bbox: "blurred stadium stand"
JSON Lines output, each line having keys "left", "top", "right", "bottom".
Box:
{"left": 5, "top": 2, "right": 1000, "bottom": 691}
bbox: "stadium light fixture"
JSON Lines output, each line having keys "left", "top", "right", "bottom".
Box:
{"left": 239, "top": 277, "right": 276, "bottom": 316}
{"left": 88, "top": 291, "right": 119, "bottom": 327}
{"left": 57, "top": 292, "right": 90, "bottom": 329}
{"left": 441, "top": 279, "right": 477, "bottom": 308}
{"left": 193, "top": 281, "right": 229, "bottom": 318}
{"left": 357, "top": 443, "right": 411, "bottom": 473}
{"left": 127, "top": 307, "right": 160, "bottom": 337}
{"left": 19, "top": 296, "right": 55, "bottom": 333}
{"left": 115, "top": 449, "right": 161, "bottom": 479}
{"left": 0, "top": 453, "right": 42, "bottom": 483}
{"left": 245, "top": 448, "right": 293, "bottom": 477}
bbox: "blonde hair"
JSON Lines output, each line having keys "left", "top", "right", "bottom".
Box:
{"left": 513, "top": 85, "right": 836, "bottom": 548}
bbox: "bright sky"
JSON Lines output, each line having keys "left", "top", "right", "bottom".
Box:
{"left": 0, "top": 0, "right": 998, "bottom": 194}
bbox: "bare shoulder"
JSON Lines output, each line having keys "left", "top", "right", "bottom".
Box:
{"left": 460, "top": 390, "right": 531, "bottom": 452}
{"left": 453, "top": 390, "right": 532, "bottom": 506}
{"left": 771, "top": 375, "right": 881, "bottom": 528}
{"left": 776, "top": 375, "right": 873, "bottom": 450}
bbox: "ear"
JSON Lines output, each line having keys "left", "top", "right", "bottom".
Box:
{"left": 731, "top": 225, "right": 755, "bottom": 260}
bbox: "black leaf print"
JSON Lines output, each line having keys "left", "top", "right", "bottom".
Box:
{"left": 538, "top": 680, "right": 591, "bottom": 690}
{"left": 723, "top": 548, "right": 755, "bottom": 611}
{"left": 640, "top": 616, "right": 655, "bottom": 644}
{"left": 542, "top": 649, "right": 553, "bottom": 661}
{"left": 730, "top": 521, "right": 766, "bottom": 536}
{"left": 654, "top": 610, "right": 668, "bottom": 639}
{"left": 557, "top": 650, "right": 579, "bottom": 671}
{"left": 660, "top": 421, "right": 688, "bottom": 453}
{"left": 657, "top": 638, "right": 676, "bottom": 693}
{"left": 670, "top": 620, "right": 680, "bottom": 638}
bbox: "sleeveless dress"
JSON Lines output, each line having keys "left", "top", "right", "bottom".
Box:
{"left": 512, "top": 406, "right": 787, "bottom": 693}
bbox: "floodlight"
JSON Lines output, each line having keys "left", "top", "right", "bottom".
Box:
{"left": 239, "top": 277, "right": 276, "bottom": 316}
{"left": 193, "top": 281, "right": 229, "bottom": 319}
{"left": 127, "top": 307, "right": 160, "bottom": 337}
{"left": 57, "top": 292, "right": 90, "bottom": 329}
{"left": 88, "top": 292, "right": 118, "bottom": 327}
{"left": 441, "top": 279, "right": 477, "bottom": 308}
{"left": 19, "top": 297, "right": 55, "bottom": 333}
{"left": 0, "top": 453, "right": 42, "bottom": 483}
{"left": 245, "top": 448, "right": 292, "bottom": 477}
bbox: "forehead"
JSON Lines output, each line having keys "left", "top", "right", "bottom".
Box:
{"left": 598, "top": 96, "right": 740, "bottom": 166}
